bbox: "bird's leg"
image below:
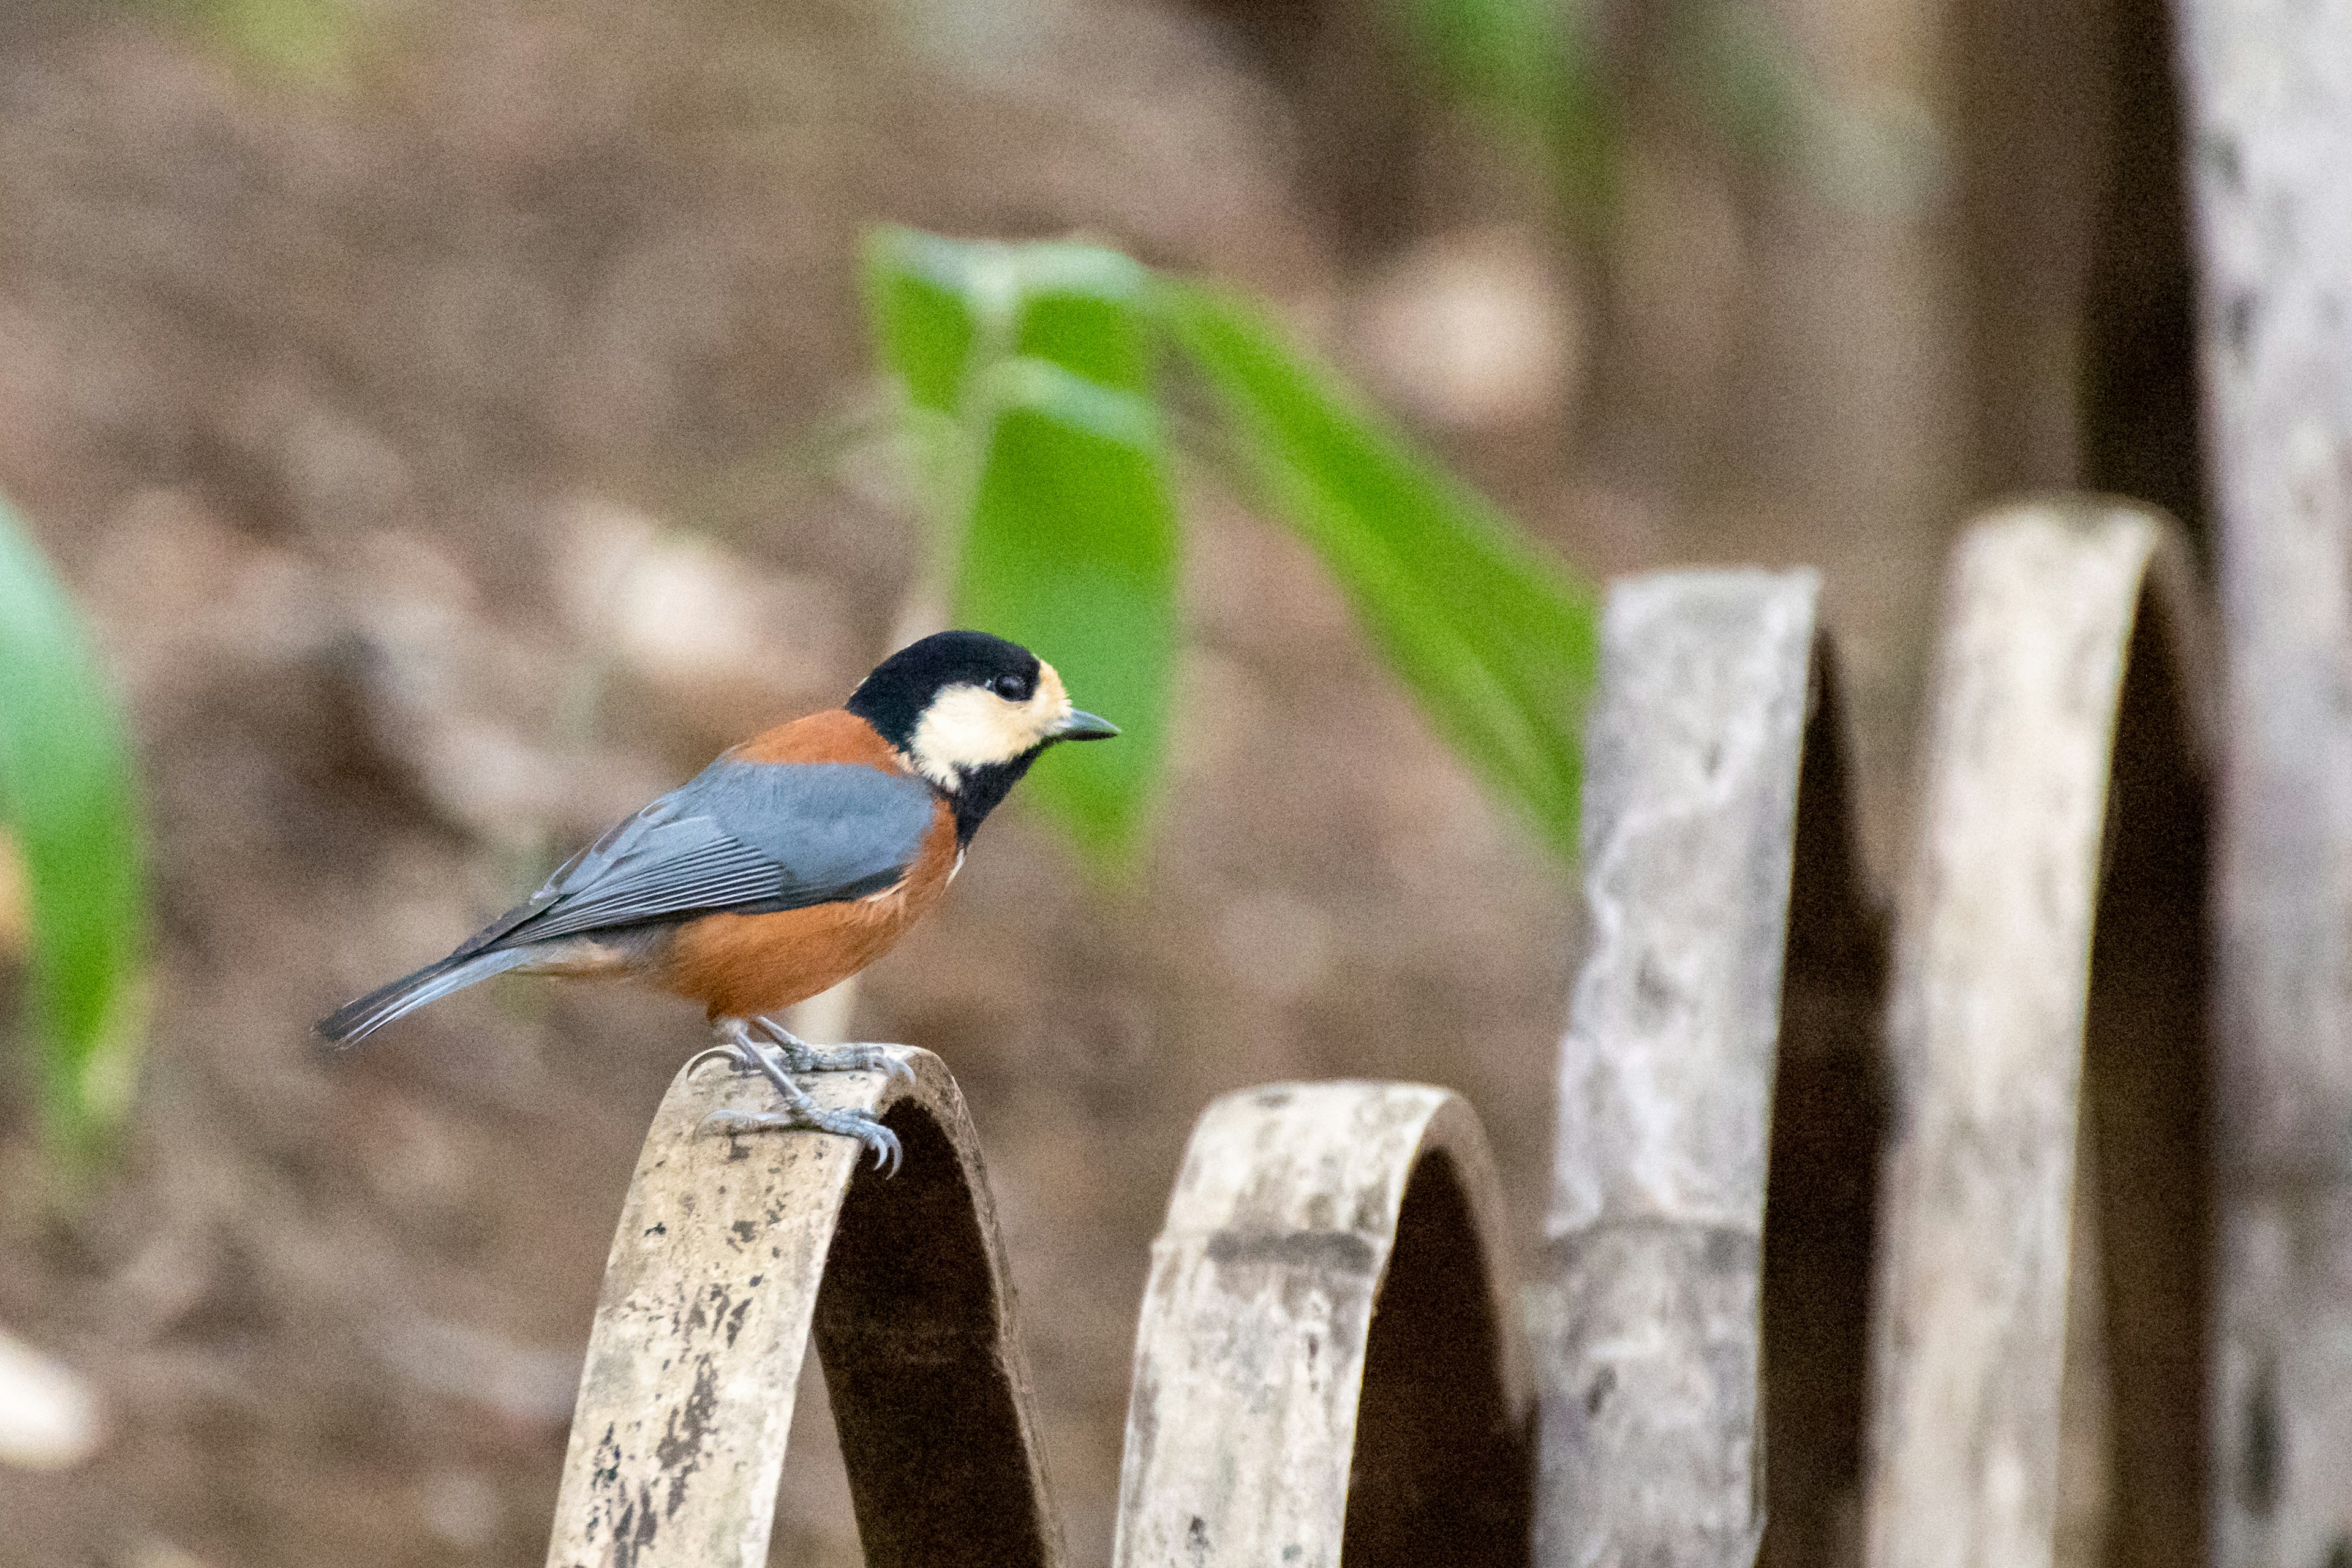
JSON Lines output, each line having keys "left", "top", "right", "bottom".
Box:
{"left": 698, "top": 1017, "right": 903, "bottom": 1175}
{"left": 749, "top": 1015, "right": 913, "bottom": 1082}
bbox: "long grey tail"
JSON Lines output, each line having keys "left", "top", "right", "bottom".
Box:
{"left": 314, "top": 946, "right": 538, "bottom": 1050}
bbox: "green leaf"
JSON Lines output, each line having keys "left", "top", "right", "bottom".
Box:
{"left": 1163, "top": 279, "right": 1599, "bottom": 860}
{"left": 861, "top": 230, "right": 1179, "bottom": 874}
{"left": 863, "top": 228, "right": 1157, "bottom": 420}
{"left": 959, "top": 361, "right": 1178, "bottom": 869}
{"left": 1008, "top": 247, "right": 1156, "bottom": 393}
{"left": 0, "top": 497, "right": 148, "bottom": 1164}
{"left": 862, "top": 228, "right": 1002, "bottom": 555}
{"left": 863, "top": 227, "right": 995, "bottom": 419}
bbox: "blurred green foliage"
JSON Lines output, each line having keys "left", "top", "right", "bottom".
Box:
{"left": 1382, "top": 0, "right": 1619, "bottom": 228}
{"left": 1380, "top": 0, "right": 1833, "bottom": 229}
{"left": 141, "top": 0, "right": 367, "bottom": 86}
{"left": 0, "top": 498, "right": 148, "bottom": 1167}
{"left": 863, "top": 227, "right": 1599, "bottom": 875}
{"left": 1678, "top": 2, "right": 1813, "bottom": 167}
{"left": 1166, "top": 283, "right": 1596, "bottom": 861}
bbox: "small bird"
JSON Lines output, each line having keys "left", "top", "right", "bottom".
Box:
{"left": 317, "top": 630, "right": 1118, "bottom": 1171}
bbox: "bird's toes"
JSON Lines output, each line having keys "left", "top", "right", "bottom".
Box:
{"left": 865, "top": 1046, "right": 916, "bottom": 1084}
{"left": 780, "top": 1042, "right": 911, "bottom": 1080}
{"left": 697, "top": 1105, "right": 903, "bottom": 1175}
{"left": 700, "top": 1107, "right": 788, "bottom": 1137}
{"left": 685, "top": 1044, "right": 752, "bottom": 1077}
{"left": 812, "top": 1108, "right": 903, "bottom": 1174}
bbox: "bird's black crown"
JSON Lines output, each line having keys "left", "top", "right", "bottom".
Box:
{"left": 846, "top": 630, "right": 1042, "bottom": 752}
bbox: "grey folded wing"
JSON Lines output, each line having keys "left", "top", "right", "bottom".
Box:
{"left": 452, "top": 760, "right": 940, "bottom": 956}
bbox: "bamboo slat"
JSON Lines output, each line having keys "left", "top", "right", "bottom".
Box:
{"left": 1863, "top": 502, "right": 2212, "bottom": 1568}
{"left": 1537, "top": 568, "right": 1885, "bottom": 1568}
{"left": 1113, "top": 1082, "right": 1531, "bottom": 1568}
{"left": 543, "top": 1049, "right": 1060, "bottom": 1568}
{"left": 2174, "top": 3, "right": 2352, "bottom": 1556}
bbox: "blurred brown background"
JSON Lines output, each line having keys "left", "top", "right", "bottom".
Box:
{"left": 0, "top": 0, "right": 2186, "bottom": 1562}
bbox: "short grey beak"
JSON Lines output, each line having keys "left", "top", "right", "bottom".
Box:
{"left": 1054, "top": 709, "right": 1120, "bottom": 741}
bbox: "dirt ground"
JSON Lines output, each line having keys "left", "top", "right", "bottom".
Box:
{"left": 0, "top": 1, "right": 1996, "bottom": 1562}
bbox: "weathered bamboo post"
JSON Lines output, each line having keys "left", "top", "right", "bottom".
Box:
{"left": 1863, "top": 502, "right": 2214, "bottom": 1568}
{"left": 1536, "top": 569, "right": 1887, "bottom": 1567}
{"left": 544, "top": 1048, "right": 1061, "bottom": 1568}
{"left": 2174, "top": 5, "right": 2352, "bottom": 1558}
{"left": 1114, "top": 1082, "right": 1531, "bottom": 1568}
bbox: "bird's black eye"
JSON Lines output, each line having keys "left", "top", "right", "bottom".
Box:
{"left": 990, "top": 673, "right": 1031, "bottom": 701}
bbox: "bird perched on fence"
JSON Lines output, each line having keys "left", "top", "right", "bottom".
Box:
{"left": 317, "top": 630, "right": 1118, "bottom": 1172}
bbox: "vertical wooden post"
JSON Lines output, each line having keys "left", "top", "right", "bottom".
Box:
{"left": 2174, "top": 4, "right": 2352, "bottom": 1559}
{"left": 1113, "top": 1082, "right": 1530, "bottom": 1568}
{"left": 1536, "top": 569, "right": 1887, "bottom": 1567}
{"left": 543, "top": 1049, "right": 1061, "bottom": 1568}
{"left": 1863, "top": 503, "right": 2213, "bottom": 1568}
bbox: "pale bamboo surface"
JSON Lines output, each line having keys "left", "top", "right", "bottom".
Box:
{"left": 1112, "top": 1082, "right": 1530, "bottom": 1568}
{"left": 1864, "top": 503, "right": 2211, "bottom": 1568}
{"left": 2176, "top": 2, "right": 2352, "bottom": 1557}
{"left": 1538, "top": 568, "right": 1885, "bottom": 1568}
{"left": 543, "top": 1048, "right": 1060, "bottom": 1568}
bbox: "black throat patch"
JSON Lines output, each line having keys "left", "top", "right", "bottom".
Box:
{"left": 946, "top": 753, "right": 1042, "bottom": 843}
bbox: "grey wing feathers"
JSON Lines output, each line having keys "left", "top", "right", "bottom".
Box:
{"left": 460, "top": 760, "right": 937, "bottom": 955}
{"left": 447, "top": 793, "right": 688, "bottom": 957}
{"left": 317, "top": 760, "right": 937, "bottom": 1049}
{"left": 701, "top": 761, "right": 939, "bottom": 899}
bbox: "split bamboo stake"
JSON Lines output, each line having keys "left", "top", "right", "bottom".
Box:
{"left": 544, "top": 1048, "right": 1061, "bottom": 1568}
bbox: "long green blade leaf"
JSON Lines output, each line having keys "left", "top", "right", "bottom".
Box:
{"left": 864, "top": 229, "right": 990, "bottom": 418}
{"left": 862, "top": 228, "right": 1180, "bottom": 874}
{"left": 959, "top": 361, "right": 1177, "bottom": 867}
{"left": 0, "top": 498, "right": 148, "bottom": 1160}
{"left": 1164, "top": 279, "right": 1599, "bottom": 859}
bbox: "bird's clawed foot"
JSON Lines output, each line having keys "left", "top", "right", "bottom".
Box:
{"left": 750, "top": 1016, "right": 913, "bottom": 1082}
{"left": 701, "top": 1102, "right": 903, "bottom": 1175}
{"left": 692, "top": 1018, "right": 903, "bottom": 1174}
